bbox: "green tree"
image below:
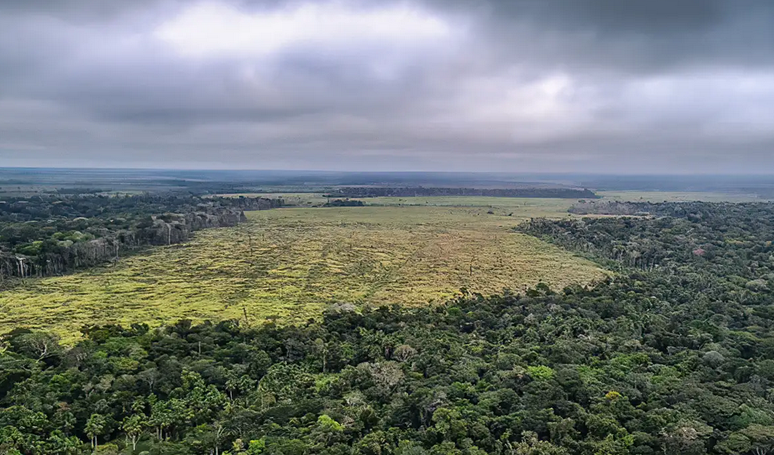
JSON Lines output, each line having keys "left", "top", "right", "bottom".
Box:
{"left": 313, "top": 414, "right": 345, "bottom": 446}
{"left": 511, "top": 431, "right": 568, "bottom": 455}
{"left": 121, "top": 414, "right": 146, "bottom": 452}
{"left": 47, "top": 430, "right": 82, "bottom": 455}
{"left": 85, "top": 413, "right": 107, "bottom": 451}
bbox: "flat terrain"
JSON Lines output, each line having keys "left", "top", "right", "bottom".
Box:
{"left": 357, "top": 196, "right": 578, "bottom": 213}
{"left": 219, "top": 193, "right": 581, "bottom": 212}
{"left": 598, "top": 190, "right": 770, "bottom": 202}
{"left": 222, "top": 191, "right": 774, "bottom": 207}
{"left": 0, "top": 202, "right": 605, "bottom": 341}
{"left": 241, "top": 192, "right": 329, "bottom": 206}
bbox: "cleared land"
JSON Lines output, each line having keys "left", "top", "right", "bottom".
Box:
{"left": 0, "top": 202, "right": 606, "bottom": 342}
{"left": 598, "top": 190, "right": 770, "bottom": 202}
{"left": 218, "top": 193, "right": 582, "bottom": 212}
{"left": 226, "top": 190, "right": 773, "bottom": 206}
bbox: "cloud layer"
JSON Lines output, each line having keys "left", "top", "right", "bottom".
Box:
{"left": 2, "top": 0, "right": 773, "bottom": 172}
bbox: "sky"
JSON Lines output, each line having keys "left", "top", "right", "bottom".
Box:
{"left": 1, "top": 0, "right": 774, "bottom": 173}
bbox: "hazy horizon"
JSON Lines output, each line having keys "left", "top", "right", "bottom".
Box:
{"left": 4, "top": 166, "right": 774, "bottom": 178}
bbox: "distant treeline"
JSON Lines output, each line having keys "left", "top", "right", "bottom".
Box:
{"left": 569, "top": 200, "right": 774, "bottom": 218}
{"left": 52, "top": 187, "right": 107, "bottom": 195}
{"left": 324, "top": 199, "right": 365, "bottom": 207}
{"left": 527, "top": 201, "right": 774, "bottom": 270}
{"left": 0, "top": 194, "right": 282, "bottom": 279}
{"left": 326, "top": 187, "right": 599, "bottom": 199}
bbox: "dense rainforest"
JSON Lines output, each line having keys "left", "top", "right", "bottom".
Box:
{"left": 324, "top": 187, "right": 599, "bottom": 199}
{"left": 0, "top": 195, "right": 282, "bottom": 279}
{"left": 3, "top": 202, "right": 774, "bottom": 454}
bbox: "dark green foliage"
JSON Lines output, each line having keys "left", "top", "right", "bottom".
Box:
{"left": 0, "top": 195, "right": 282, "bottom": 279}
{"left": 0, "top": 194, "right": 281, "bottom": 249}
{"left": 323, "top": 199, "right": 365, "bottom": 207}
{"left": 3, "top": 202, "right": 774, "bottom": 454}
{"left": 523, "top": 202, "right": 774, "bottom": 274}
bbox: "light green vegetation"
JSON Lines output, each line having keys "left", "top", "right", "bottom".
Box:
{"left": 0, "top": 204, "right": 606, "bottom": 342}
{"left": 598, "top": 190, "right": 770, "bottom": 202}
{"left": 357, "top": 196, "right": 579, "bottom": 214}
{"left": 219, "top": 193, "right": 583, "bottom": 214}
{"left": 221, "top": 191, "right": 773, "bottom": 205}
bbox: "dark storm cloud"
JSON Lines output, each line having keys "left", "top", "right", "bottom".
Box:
{"left": 1, "top": 0, "right": 773, "bottom": 172}
{"left": 440, "top": 0, "right": 774, "bottom": 72}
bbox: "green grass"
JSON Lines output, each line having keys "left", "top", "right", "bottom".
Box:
{"left": 358, "top": 196, "right": 579, "bottom": 214}
{"left": 219, "top": 193, "right": 583, "bottom": 214}
{"left": 598, "top": 191, "right": 770, "bottom": 203}
{"left": 0, "top": 204, "right": 606, "bottom": 342}
{"left": 222, "top": 191, "right": 774, "bottom": 205}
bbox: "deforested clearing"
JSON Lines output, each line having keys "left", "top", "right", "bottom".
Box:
{"left": 0, "top": 205, "right": 606, "bottom": 341}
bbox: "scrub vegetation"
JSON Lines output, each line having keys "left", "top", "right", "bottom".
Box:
{"left": 0, "top": 205, "right": 604, "bottom": 341}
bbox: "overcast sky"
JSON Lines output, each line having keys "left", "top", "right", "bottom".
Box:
{"left": 2, "top": 0, "right": 773, "bottom": 173}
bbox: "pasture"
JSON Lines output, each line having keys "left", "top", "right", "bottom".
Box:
{"left": 597, "top": 190, "right": 770, "bottom": 202}
{"left": 0, "top": 202, "right": 605, "bottom": 341}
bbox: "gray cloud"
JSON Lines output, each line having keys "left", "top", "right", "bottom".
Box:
{"left": 1, "top": 0, "right": 773, "bottom": 172}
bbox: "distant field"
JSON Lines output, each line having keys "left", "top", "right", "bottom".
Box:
{"left": 0, "top": 204, "right": 605, "bottom": 342}
{"left": 356, "top": 196, "right": 578, "bottom": 214}
{"left": 219, "top": 193, "right": 582, "bottom": 213}
{"left": 598, "top": 190, "right": 770, "bottom": 202}
{"left": 222, "top": 191, "right": 773, "bottom": 206}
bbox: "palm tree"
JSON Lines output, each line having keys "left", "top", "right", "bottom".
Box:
{"left": 85, "top": 413, "right": 106, "bottom": 451}
{"left": 121, "top": 414, "right": 146, "bottom": 452}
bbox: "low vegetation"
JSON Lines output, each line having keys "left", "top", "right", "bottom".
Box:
{"left": 0, "top": 204, "right": 604, "bottom": 342}
{"left": 325, "top": 187, "right": 599, "bottom": 199}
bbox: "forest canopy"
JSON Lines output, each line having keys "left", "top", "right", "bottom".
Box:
{"left": 0, "top": 195, "right": 282, "bottom": 279}
{"left": 2, "top": 201, "right": 774, "bottom": 454}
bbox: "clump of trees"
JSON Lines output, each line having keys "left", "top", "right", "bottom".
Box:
{"left": 0, "top": 194, "right": 283, "bottom": 279}
{"left": 3, "top": 201, "right": 774, "bottom": 454}
{"left": 324, "top": 199, "right": 365, "bottom": 207}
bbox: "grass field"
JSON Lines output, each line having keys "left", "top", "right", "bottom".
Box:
{"left": 0, "top": 202, "right": 605, "bottom": 342}
{"left": 598, "top": 191, "right": 770, "bottom": 202}
{"left": 224, "top": 191, "right": 774, "bottom": 207}
{"left": 219, "top": 192, "right": 582, "bottom": 213}
{"left": 357, "top": 196, "right": 579, "bottom": 214}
